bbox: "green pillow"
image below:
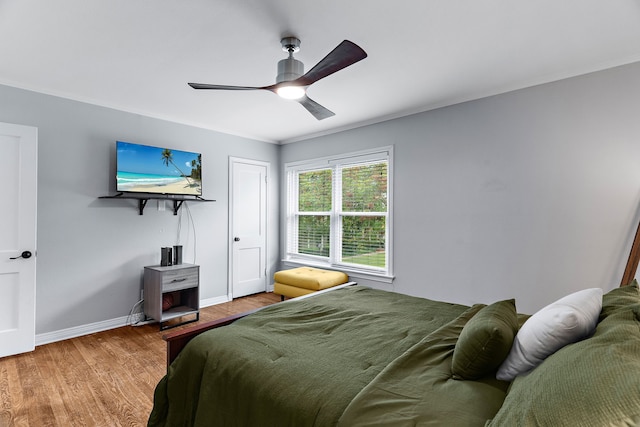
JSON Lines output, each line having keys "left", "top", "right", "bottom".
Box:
{"left": 488, "top": 304, "right": 640, "bottom": 426}
{"left": 600, "top": 280, "right": 640, "bottom": 321}
{"left": 451, "top": 299, "right": 518, "bottom": 380}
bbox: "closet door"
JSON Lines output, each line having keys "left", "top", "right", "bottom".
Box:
{"left": 0, "top": 122, "right": 37, "bottom": 358}
{"left": 229, "top": 158, "right": 268, "bottom": 298}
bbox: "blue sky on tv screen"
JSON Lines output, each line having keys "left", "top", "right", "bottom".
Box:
{"left": 116, "top": 141, "right": 200, "bottom": 177}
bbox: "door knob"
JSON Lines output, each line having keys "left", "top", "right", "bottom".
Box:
{"left": 234, "top": 237, "right": 240, "bottom": 242}
{"left": 10, "top": 250, "right": 32, "bottom": 260}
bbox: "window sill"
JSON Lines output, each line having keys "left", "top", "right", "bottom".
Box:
{"left": 281, "top": 259, "right": 395, "bottom": 284}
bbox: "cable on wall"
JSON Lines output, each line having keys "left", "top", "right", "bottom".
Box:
{"left": 127, "top": 299, "right": 145, "bottom": 326}
{"left": 176, "top": 201, "right": 198, "bottom": 264}
{"left": 184, "top": 202, "right": 197, "bottom": 263}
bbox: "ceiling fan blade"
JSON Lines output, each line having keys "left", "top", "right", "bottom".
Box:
{"left": 296, "top": 40, "right": 367, "bottom": 86}
{"left": 297, "top": 95, "right": 335, "bottom": 120}
{"left": 188, "top": 83, "right": 265, "bottom": 90}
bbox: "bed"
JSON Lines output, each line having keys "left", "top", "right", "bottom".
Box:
{"left": 148, "top": 281, "right": 640, "bottom": 426}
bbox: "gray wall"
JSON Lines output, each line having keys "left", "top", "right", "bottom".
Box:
{"left": 0, "top": 84, "right": 280, "bottom": 335}
{"left": 3, "top": 59, "right": 640, "bottom": 336}
{"left": 281, "top": 62, "right": 640, "bottom": 315}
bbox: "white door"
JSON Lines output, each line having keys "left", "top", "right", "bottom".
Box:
{"left": 0, "top": 122, "right": 37, "bottom": 358}
{"left": 229, "top": 158, "right": 268, "bottom": 298}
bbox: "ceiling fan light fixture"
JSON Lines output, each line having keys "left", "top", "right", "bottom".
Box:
{"left": 276, "top": 84, "right": 306, "bottom": 100}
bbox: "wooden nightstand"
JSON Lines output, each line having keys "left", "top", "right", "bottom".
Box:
{"left": 143, "top": 264, "right": 199, "bottom": 330}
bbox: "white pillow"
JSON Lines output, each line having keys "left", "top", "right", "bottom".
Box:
{"left": 496, "top": 288, "right": 602, "bottom": 381}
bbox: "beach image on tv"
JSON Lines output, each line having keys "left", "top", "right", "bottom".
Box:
{"left": 116, "top": 141, "right": 202, "bottom": 195}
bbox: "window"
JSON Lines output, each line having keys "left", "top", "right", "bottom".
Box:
{"left": 285, "top": 147, "right": 393, "bottom": 277}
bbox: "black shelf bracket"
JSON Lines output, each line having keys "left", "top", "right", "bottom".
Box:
{"left": 173, "top": 200, "right": 184, "bottom": 215}
{"left": 139, "top": 199, "right": 148, "bottom": 215}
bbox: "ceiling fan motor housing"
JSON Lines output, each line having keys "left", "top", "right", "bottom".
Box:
{"left": 276, "top": 57, "right": 304, "bottom": 83}
{"left": 276, "top": 37, "right": 303, "bottom": 83}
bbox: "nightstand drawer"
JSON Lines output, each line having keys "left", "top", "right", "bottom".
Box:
{"left": 162, "top": 267, "right": 198, "bottom": 292}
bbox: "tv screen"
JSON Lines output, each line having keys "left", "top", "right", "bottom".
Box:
{"left": 116, "top": 141, "right": 202, "bottom": 196}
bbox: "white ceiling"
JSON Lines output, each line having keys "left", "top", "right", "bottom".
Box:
{"left": 2, "top": 1, "right": 640, "bottom": 144}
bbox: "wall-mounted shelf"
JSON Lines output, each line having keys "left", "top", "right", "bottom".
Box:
{"left": 99, "top": 193, "right": 215, "bottom": 215}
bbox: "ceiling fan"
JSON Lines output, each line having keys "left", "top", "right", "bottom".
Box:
{"left": 188, "top": 37, "right": 367, "bottom": 120}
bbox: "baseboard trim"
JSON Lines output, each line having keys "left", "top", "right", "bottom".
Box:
{"left": 199, "top": 295, "right": 230, "bottom": 308}
{"left": 36, "top": 295, "right": 233, "bottom": 347}
{"left": 36, "top": 316, "right": 129, "bottom": 346}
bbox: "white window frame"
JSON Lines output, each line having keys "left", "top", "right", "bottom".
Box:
{"left": 284, "top": 146, "right": 394, "bottom": 282}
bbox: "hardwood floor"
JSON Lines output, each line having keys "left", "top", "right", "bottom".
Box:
{"left": 0, "top": 292, "right": 280, "bottom": 427}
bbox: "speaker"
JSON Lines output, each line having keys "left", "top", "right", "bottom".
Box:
{"left": 173, "top": 245, "right": 183, "bottom": 265}
{"left": 160, "top": 247, "right": 170, "bottom": 266}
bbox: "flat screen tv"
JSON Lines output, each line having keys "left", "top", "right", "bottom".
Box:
{"left": 116, "top": 141, "right": 202, "bottom": 196}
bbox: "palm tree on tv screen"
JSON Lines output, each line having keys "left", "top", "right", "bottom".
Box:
{"left": 161, "top": 148, "right": 194, "bottom": 187}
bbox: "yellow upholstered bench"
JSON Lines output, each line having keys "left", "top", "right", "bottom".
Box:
{"left": 274, "top": 267, "right": 349, "bottom": 300}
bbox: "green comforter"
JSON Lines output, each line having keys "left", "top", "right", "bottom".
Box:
{"left": 148, "top": 286, "right": 508, "bottom": 426}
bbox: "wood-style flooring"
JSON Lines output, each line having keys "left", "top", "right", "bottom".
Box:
{"left": 0, "top": 292, "right": 280, "bottom": 427}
